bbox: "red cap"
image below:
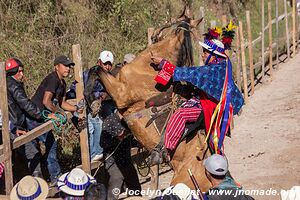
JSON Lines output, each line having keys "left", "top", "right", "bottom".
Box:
{"left": 5, "top": 58, "right": 23, "bottom": 73}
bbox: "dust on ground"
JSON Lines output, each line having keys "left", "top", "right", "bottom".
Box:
{"left": 224, "top": 53, "right": 300, "bottom": 200}
{"left": 126, "top": 53, "right": 300, "bottom": 200}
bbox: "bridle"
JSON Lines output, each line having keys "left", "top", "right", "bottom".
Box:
{"left": 151, "top": 19, "right": 193, "bottom": 43}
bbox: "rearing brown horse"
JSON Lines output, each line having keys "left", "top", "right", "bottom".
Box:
{"left": 98, "top": 16, "right": 211, "bottom": 191}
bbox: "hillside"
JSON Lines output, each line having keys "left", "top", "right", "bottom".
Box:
{"left": 0, "top": 0, "right": 278, "bottom": 95}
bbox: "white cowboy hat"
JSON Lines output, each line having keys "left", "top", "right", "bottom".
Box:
{"left": 10, "top": 176, "right": 49, "bottom": 200}
{"left": 281, "top": 186, "right": 300, "bottom": 200}
{"left": 162, "top": 183, "right": 197, "bottom": 200}
{"left": 57, "top": 168, "right": 96, "bottom": 196}
{"left": 199, "top": 39, "right": 227, "bottom": 58}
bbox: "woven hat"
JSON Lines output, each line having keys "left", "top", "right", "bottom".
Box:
{"left": 200, "top": 21, "right": 237, "bottom": 59}
{"left": 199, "top": 39, "right": 226, "bottom": 58}
{"left": 57, "top": 168, "right": 96, "bottom": 196}
{"left": 10, "top": 176, "right": 49, "bottom": 200}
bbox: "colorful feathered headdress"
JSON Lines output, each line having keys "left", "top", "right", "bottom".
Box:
{"left": 200, "top": 21, "right": 237, "bottom": 58}
{"left": 222, "top": 21, "right": 237, "bottom": 50}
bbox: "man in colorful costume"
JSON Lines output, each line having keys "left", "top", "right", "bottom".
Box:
{"left": 151, "top": 22, "right": 244, "bottom": 155}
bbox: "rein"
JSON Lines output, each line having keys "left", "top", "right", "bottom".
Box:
{"left": 151, "top": 20, "right": 192, "bottom": 43}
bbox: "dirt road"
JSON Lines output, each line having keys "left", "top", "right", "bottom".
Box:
{"left": 125, "top": 54, "right": 300, "bottom": 200}
{"left": 225, "top": 53, "right": 300, "bottom": 200}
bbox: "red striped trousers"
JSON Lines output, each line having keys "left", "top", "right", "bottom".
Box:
{"left": 164, "top": 107, "right": 202, "bottom": 150}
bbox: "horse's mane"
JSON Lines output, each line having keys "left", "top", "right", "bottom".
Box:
{"left": 175, "top": 18, "right": 194, "bottom": 67}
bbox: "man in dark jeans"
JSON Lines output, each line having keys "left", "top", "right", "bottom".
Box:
{"left": 5, "top": 58, "right": 56, "bottom": 176}
{"left": 27, "top": 55, "right": 81, "bottom": 186}
{"left": 100, "top": 112, "right": 141, "bottom": 200}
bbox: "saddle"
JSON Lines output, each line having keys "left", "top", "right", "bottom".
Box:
{"left": 145, "top": 88, "right": 205, "bottom": 165}
{"left": 145, "top": 87, "right": 204, "bottom": 139}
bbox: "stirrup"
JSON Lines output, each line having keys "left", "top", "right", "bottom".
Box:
{"left": 149, "top": 146, "right": 171, "bottom": 166}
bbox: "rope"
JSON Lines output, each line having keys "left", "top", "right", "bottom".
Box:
{"left": 135, "top": 147, "right": 151, "bottom": 177}
{"left": 41, "top": 110, "right": 68, "bottom": 132}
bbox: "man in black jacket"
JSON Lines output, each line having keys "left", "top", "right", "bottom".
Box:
{"left": 5, "top": 58, "right": 55, "bottom": 176}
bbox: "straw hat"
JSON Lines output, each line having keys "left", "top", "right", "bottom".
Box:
{"left": 10, "top": 176, "right": 49, "bottom": 200}
{"left": 57, "top": 168, "right": 96, "bottom": 196}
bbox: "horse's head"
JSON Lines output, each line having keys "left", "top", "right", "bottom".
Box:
{"left": 96, "top": 14, "right": 203, "bottom": 110}
{"left": 150, "top": 16, "right": 202, "bottom": 67}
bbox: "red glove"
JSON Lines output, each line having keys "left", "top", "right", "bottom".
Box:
{"left": 154, "top": 60, "right": 176, "bottom": 85}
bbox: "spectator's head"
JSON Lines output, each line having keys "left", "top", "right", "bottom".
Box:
{"left": 98, "top": 50, "right": 114, "bottom": 72}
{"left": 5, "top": 58, "right": 24, "bottom": 81}
{"left": 123, "top": 53, "right": 136, "bottom": 65}
{"left": 10, "top": 175, "right": 49, "bottom": 200}
{"left": 203, "top": 154, "right": 228, "bottom": 184}
{"left": 54, "top": 55, "right": 75, "bottom": 79}
{"left": 84, "top": 183, "right": 107, "bottom": 200}
{"left": 57, "top": 168, "right": 96, "bottom": 198}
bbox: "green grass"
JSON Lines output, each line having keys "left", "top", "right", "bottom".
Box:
{"left": 0, "top": 0, "right": 295, "bottom": 165}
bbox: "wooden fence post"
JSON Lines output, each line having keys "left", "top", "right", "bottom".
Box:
{"left": 147, "top": 28, "right": 155, "bottom": 47}
{"left": 246, "top": 11, "right": 255, "bottom": 95}
{"left": 261, "top": 0, "right": 265, "bottom": 82}
{"left": 147, "top": 33, "right": 159, "bottom": 190}
{"left": 0, "top": 62, "right": 13, "bottom": 193}
{"left": 276, "top": 0, "right": 279, "bottom": 68}
{"left": 72, "top": 44, "right": 91, "bottom": 174}
{"left": 235, "top": 26, "right": 242, "bottom": 91}
{"left": 268, "top": 1, "right": 273, "bottom": 79}
{"left": 296, "top": 0, "right": 299, "bottom": 50}
{"left": 239, "top": 21, "right": 249, "bottom": 104}
{"left": 199, "top": 7, "right": 205, "bottom": 66}
{"left": 284, "top": 0, "right": 291, "bottom": 60}
{"left": 292, "top": 0, "right": 297, "bottom": 56}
